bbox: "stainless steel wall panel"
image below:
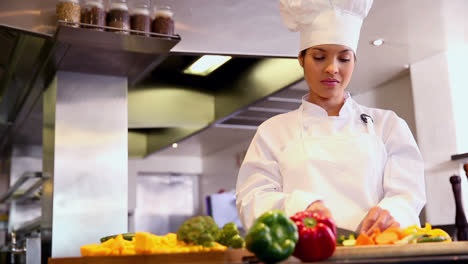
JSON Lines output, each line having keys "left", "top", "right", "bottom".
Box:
{"left": 26, "top": 236, "right": 41, "bottom": 264}
{"left": 0, "top": 0, "right": 57, "bottom": 35}
{"left": 45, "top": 71, "right": 128, "bottom": 257}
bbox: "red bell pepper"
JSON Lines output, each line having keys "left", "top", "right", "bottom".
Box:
{"left": 290, "top": 211, "right": 337, "bottom": 262}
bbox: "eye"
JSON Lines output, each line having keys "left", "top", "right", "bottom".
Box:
{"left": 339, "top": 58, "right": 351, "bottom": 62}
{"left": 313, "top": 57, "right": 325, "bottom": 61}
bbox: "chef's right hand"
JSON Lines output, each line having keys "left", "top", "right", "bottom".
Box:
{"left": 306, "top": 200, "right": 333, "bottom": 220}
{"left": 359, "top": 206, "right": 400, "bottom": 235}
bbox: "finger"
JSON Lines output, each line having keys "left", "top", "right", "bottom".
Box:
{"left": 307, "top": 202, "right": 334, "bottom": 220}
{"left": 360, "top": 207, "right": 381, "bottom": 234}
{"left": 306, "top": 201, "right": 324, "bottom": 211}
{"left": 366, "top": 210, "right": 391, "bottom": 236}
{"left": 387, "top": 222, "right": 400, "bottom": 229}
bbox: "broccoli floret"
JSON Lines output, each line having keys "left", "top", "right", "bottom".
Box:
{"left": 215, "top": 222, "right": 245, "bottom": 248}
{"left": 229, "top": 234, "right": 245, "bottom": 249}
{"left": 177, "top": 216, "right": 220, "bottom": 247}
{"left": 222, "top": 222, "right": 239, "bottom": 238}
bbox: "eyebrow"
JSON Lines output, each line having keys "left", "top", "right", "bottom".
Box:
{"left": 312, "top": 48, "right": 352, "bottom": 53}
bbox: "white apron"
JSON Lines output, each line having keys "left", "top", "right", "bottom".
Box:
{"left": 278, "top": 105, "right": 388, "bottom": 231}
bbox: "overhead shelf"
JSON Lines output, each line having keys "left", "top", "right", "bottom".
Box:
{"left": 52, "top": 24, "right": 181, "bottom": 86}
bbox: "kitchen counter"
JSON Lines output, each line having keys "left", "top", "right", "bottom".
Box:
{"left": 49, "top": 243, "right": 468, "bottom": 264}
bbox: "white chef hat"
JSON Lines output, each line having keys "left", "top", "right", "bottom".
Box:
{"left": 279, "top": 0, "right": 373, "bottom": 53}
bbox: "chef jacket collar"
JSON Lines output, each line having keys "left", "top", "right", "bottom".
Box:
{"left": 301, "top": 92, "right": 352, "bottom": 118}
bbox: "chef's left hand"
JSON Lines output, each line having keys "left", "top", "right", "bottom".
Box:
{"left": 359, "top": 206, "right": 400, "bottom": 235}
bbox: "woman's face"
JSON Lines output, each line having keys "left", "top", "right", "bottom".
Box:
{"left": 299, "top": 44, "right": 355, "bottom": 102}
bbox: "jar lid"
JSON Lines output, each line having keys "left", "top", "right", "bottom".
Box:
{"left": 154, "top": 9, "right": 173, "bottom": 18}
{"left": 154, "top": 6, "right": 173, "bottom": 18}
{"left": 85, "top": 0, "right": 103, "bottom": 8}
{"left": 110, "top": 2, "right": 128, "bottom": 11}
{"left": 131, "top": 7, "right": 150, "bottom": 16}
{"left": 59, "top": 0, "right": 79, "bottom": 3}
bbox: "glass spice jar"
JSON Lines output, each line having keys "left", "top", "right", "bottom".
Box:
{"left": 130, "top": 0, "right": 151, "bottom": 36}
{"left": 107, "top": 0, "right": 130, "bottom": 34}
{"left": 81, "top": 0, "right": 106, "bottom": 30}
{"left": 56, "top": 0, "right": 81, "bottom": 27}
{"left": 152, "top": 5, "right": 174, "bottom": 35}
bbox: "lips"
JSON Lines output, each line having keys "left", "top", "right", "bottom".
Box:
{"left": 320, "top": 78, "right": 340, "bottom": 86}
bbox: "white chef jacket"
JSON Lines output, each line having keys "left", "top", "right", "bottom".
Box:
{"left": 236, "top": 94, "right": 426, "bottom": 231}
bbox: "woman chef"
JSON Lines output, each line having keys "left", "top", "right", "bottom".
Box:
{"left": 236, "top": 0, "right": 426, "bottom": 235}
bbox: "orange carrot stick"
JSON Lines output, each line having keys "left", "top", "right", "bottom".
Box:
{"left": 355, "top": 233, "right": 375, "bottom": 246}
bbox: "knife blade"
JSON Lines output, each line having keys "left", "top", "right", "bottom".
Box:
{"left": 336, "top": 227, "right": 356, "bottom": 237}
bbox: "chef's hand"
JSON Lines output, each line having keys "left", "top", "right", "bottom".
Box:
{"left": 359, "top": 206, "right": 400, "bottom": 235}
{"left": 306, "top": 200, "right": 333, "bottom": 219}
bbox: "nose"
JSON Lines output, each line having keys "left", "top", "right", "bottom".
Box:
{"left": 324, "top": 60, "right": 339, "bottom": 75}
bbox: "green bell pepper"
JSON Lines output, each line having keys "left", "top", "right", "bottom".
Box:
{"left": 245, "top": 210, "right": 298, "bottom": 264}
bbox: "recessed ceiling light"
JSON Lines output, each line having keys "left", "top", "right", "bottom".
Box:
{"left": 183, "top": 55, "right": 232, "bottom": 76}
{"left": 172, "top": 143, "right": 178, "bottom": 148}
{"left": 372, "top": 39, "right": 384, "bottom": 46}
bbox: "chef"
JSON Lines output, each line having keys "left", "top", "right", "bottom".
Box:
{"left": 236, "top": 0, "right": 426, "bottom": 235}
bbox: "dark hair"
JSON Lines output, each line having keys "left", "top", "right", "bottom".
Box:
{"left": 300, "top": 48, "right": 357, "bottom": 62}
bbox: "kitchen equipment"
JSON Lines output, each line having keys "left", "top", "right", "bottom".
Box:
{"left": 449, "top": 175, "right": 468, "bottom": 241}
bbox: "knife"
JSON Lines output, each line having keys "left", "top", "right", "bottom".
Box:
{"left": 336, "top": 227, "right": 357, "bottom": 237}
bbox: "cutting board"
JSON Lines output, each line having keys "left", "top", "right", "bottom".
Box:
{"left": 329, "top": 241, "right": 468, "bottom": 260}
{"left": 48, "top": 251, "right": 227, "bottom": 264}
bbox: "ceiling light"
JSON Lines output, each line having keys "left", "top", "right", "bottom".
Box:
{"left": 183, "top": 55, "right": 232, "bottom": 76}
{"left": 372, "top": 39, "right": 384, "bottom": 46}
{"left": 172, "top": 143, "right": 178, "bottom": 148}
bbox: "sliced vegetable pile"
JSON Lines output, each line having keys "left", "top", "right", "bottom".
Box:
{"left": 81, "top": 232, "right": 227, "bottom": 256}
{"left": 80, "top": 216, "right": 244, "bottom": 257}
{"left": 354, "top": 223, "right": 452, "bottom": 246}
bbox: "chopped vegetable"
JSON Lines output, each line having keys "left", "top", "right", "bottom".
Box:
{"left": 337, "top": 234, "right": 358, "bottom": 246}
{"left": 356, "top": 224, "right": 452, "bottom": 246}
{"left": 417, "top": 236, "right": 449, "bottom": 243}
{"left": 100, "top": 233, "right": 135, "bottom": 243}
{"left": 81, "top": 232, "right": 227, "bottom": 256}
{"left": 394, "top": 234, "right": 419, "bottom": 245}
{"left": 342, "top": 239, "right": 356, "bottom": 246}
{"left": 375, "top": 231, "right": 399, "bottom": 245}
{"left": 355, "top": 233, "right": 375, "bottom": 246}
